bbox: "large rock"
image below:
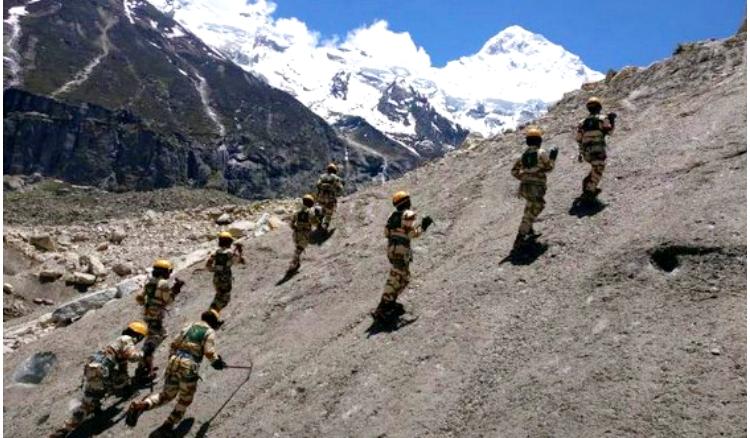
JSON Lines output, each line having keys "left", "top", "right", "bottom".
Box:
{"left": 112, "top": 263, "right": 134, "bottom": 277}
{"left": 38, "top": 269, "right": 64, "bottom": 282}
{"left": 68, "top": 272, "right": 96, "bottom": 286}
{"left": 108, "top": 228, "right": 127, "bottom": 244}
{"left": 115, "top": 275, "right": 146, "bottom": 298}
{"left": 29, "top": 235, "right": 56, "bottom": 252}
{"left": 215, "top": 213, "right": 232, "bottom": 225}
{"left": 268, "top": 215, "right": 284, "bottom": 230}
{"left": 51, "top": 287, "right": 117, "bottom": 325}
{"left": 80, "top": 255, "right": 107, "bottom": 277}
{"left": 12, "top": 352, "right": 57, "bottom": 384}
{"left": 228, "top": 220, "right": 255, "bottom": 238}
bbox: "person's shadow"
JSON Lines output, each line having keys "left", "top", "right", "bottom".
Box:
{"left": 365, "top": 304, "right": 418, "bottom": 337}
{"left": 67, "top": 393, "right": 134, "bottom": 437}
{"left": 310, "top": 227, "right": 335, "bottom": 245}
{"left": 148, "top": 418, "right": 194, "bottom": 437}
{"left": 500, "top": 240, "right": 549, "bottom": 266}
{"left": 568, "top": 196, "right": 607, "bottom": 218}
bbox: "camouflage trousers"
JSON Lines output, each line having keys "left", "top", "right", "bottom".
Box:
{"left": 141, "top": 316, "right": 166, "bottom": 373}
{"left": 517, "top": 182, "right": 546, "bottom": 235}
{"left": 318, "top": 197, "right": 337, "bottom": 228}
{"left": 62, "top": 361, "right": 128, "bottom": 431}
{"left": 382, "top": 247, "right": 411, "bottom": 303}
{"left": 289, "top": 230, "right": 311, "bottom": 270}
{"left": 211, "top": 276, "right": 232, "bottom": 312}
{"left": 141, "top": 355, "right": 199, "bottom": 426}
{"left": 582, "top": 147, "right": 607, "bottom": 193}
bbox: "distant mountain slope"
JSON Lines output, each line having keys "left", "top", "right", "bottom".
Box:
{"left": 2, "top": 0, "right": 410, "bottom": 197}
{"left": 149, "top": 0, "right": 602, "bottom": 139}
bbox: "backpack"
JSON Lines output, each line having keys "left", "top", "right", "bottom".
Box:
{"left": 386, "top": 210, "right": 402, "bottom": 231}
{"left": 521, "top": 150, "right": 538, "bottom": 169}
{"left": 180, "top": 324, "right": 208, "bottom": 362}
{"left": 214, "top": 251, "right": 230, "bottom": 271}
{"left": 143, "top": 280, "right": 157, "bottom": 306}
{"left": 581, "top": 115, "right": 603, "bottom": 133}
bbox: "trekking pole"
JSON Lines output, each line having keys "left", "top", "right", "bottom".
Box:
{"left": 224, "top": 364, "right": 253, "bottom": 370}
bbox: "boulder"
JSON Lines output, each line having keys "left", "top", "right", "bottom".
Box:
{"left": 51, "top": 286, "right": 117, "bottom": 325}
{"left": 80, "top": 255, "right": 106, "bottom": 277}
{"left": 108, "top": 228, "right": 126, "bottom": 244}
{"left": 228, "top": 220, "right": 255, "bottom": 238}
{"left": 142, "top": 209, "right": 158, "bottom": 224}
{"left": 4, "top": 283, "right": 14, "bottom": 294}
{"left": 112, "top": 262, "right": 134, "bottom": 277}
{"left": 268, "top": 215, "right": 284, "bottom": 230}
{"left": 68, "top": 272, "right": 96, "bottom": 286}
{"left": 115, "top": 275, "right": 145, "bottom": 298}
{"left": 254, "top": 213, "right": 271, "bottom": 237}
{"left": 38, "top": 269, "right": 64, "bottom": 282}
{"left": 215, "top": 213, "right": 232, "bottom": 225}
{"left": 96, "top": 242, "right": 109, "bottom": 251}
{"left": 13, "top": 352, "right": 57, "bottom": 384}
{"left": 29, "top": 235, "right": 56, "bottom": 252}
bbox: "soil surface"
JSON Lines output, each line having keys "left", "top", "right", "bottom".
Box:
{"left": 3, "top": 33, "right": 746, "bottom": 437}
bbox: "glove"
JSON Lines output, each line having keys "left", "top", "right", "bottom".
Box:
{"left": 549, "top": 147, "right": 558, "bottom": 161}
{"left": 234, "top": 242, "right": 243, "bottom": 253}
{"left": 211, "top": 356, "right": 226, "bottom": 370}
{"left": 172, "top": 279, "right": 185, "bottom": 295}
{"left": 577, "top": 154, "right": 583, "bottom": 163}
{"left": 607, "top": 112, "right": 617, "bottom": 124}
{"left": 421, "top": 216, "right": 434, "bottom": 231}
{"left": 313, "top": 206, "right": 324, "bottom": 218}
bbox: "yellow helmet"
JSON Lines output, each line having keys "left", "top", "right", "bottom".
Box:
{"left": 218, "top": 231, "right": 233, "bottom": 240}
{"left": 209, "top": 308, "right": 221, "bottom": 319}
{"left": 302, "top": 194, "right": 315, "bottom": 207}
{"left": 326, "top": 163, "right": 338, "bottom": 173}
{"left": 127, "top": 321, "right": 148, "bottom": 337}
{"left": 525, "top": 126, "right": 543, "bottom": 139}
{"left": 586, "top": 96, "right": 602, "bottom": 108}
{"left": 392, "top": 191, "right": 410, "bottom": 206}
{"left": 153, "top": 259, "right": 172, "bottom": 270}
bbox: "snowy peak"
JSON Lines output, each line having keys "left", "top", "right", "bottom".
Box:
{"left": 480, "top": 25, "right": 547, "bottom": 55}
{"left": 145, "top": 0, "right": 603, "bottom": 140}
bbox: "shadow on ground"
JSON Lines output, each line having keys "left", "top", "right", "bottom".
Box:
{"left": 568, "top": 197, "right": 607, "bottom": 218}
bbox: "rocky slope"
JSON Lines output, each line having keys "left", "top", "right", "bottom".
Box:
{"left": 2, "top": 0, "right": 416, "bottom": 198}
{"left": 3, "top": 30, "right": 746, "bottom": 438}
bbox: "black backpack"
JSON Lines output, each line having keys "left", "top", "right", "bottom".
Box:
{"left": 521, "top": 150, "right": 538, "bottom": 169}
{"left": 581, "top": 115, "right": 603, "bottom": 132}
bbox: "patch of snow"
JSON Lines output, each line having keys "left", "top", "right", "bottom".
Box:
{"left": 191, "top": 70, "right": 227, "bottom": 136}
{"left": 4, "top": 6, "right": 29, "bottom": 86}
{"left": 123, "top": 0, "right": 136, "bottom": 25}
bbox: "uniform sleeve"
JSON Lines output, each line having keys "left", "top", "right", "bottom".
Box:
{"left": 511, "top": 158, "right": 523, "bottom": 180}
{"left": 232, "top": 251, "right": 243, "bottom": 264}
{"left": 122, "top": 338, "right": 144, "bottom": 362}
{"left": 205, "top": 253, "right": 215, "bottom": 271}
{"left": 159, "top": 279, "right": 174, "bottom": 305}
{"left": 203, "top": 329, "right": 218, "bottom": 362}
{"left": 311, "top": 209, "right": 321, "bottom": 226}
{"left": 538, "top": 151, "right": 555, "bottom": 172}
{"left": 575, "top": 122, "right": 584, "bottom": 145}
{"left": 336, "top": 176, "right": 344, "bottom": 194}
{"left": 316, "top": 177, "right": 323, "bottom": 190}
{"left": 135, "top": 290, "right": 145, "bottom": 305}
{"left": 601, "top": 116, "right": 613, "bottom": 134}
{"left": 403, "top": 211, "right": 423, "bottom": 239}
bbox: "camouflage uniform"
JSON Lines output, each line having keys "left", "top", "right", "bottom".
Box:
{"left": 511, "top": 146, "right": 555, "bottom": 236}
{"left": 137, "top": 321, "right": 220, "bottom": 427}
{"left": 576, "top": 113, "right": 613, "bottom": 195}
{"left": 56, "top": 335, "right": 143, "bottom": 435}
{"left": 316, "top": 173, "right": 344, "bottom": 229}
{"left": 135, "top": 276, "right": 177, "bottom": 375}
{"left": 289, "top": 204, "right": 320, "bottom": 272}
{"left": 381, "top": 209, "right": 424, "bottom": 304}
{"left": 205, "top": 247, "right": 242, "bottom": 312}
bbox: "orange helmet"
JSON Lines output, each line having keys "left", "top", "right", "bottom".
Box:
{"left": 392, "top": 191, "right": 410, "bottom": 206}
{"left": 525, "top": 126, "right": 543, "bottom": 139}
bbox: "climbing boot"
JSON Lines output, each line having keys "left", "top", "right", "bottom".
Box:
{"left": 49, "top": 428, "right": 70, "bottom": 438}
{"left": 512, "top": 233, "right": 526, "bottom": 251}
{"left": 125, "top": 401, "right": 148, "bottom": 427}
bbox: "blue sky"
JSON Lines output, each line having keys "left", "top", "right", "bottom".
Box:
{"left": 274, "top": 0, "right": 747, "bottom": 71}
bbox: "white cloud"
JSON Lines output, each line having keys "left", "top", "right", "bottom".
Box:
{"left": 339, "top": 20, "right": 433, "bottom": 72}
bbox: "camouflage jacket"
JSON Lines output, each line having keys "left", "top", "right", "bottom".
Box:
{"left": 169, "top": 321, "right": 218, "bottom": 364}
{"left": 135, "top": 276, "right": 175, "bottom": 320}
{"left": 206, "top": 247, "right": 242, "bottom": 280}
{"left": 511, "top": 146, "right": 555, "bottom": 185}
{"left": 291, "top": 206, "right": 320, "bottom": 233}
{"left": 316, "top": 173, "right": 344, "bottom": 200}
{"left": 576, "top": 114, "right": 613, "bottom": 147}
{"left": 384, "top": 209, "right": 423, "bottom": 248}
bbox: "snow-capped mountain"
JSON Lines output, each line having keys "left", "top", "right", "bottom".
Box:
{"left": 150, "top": 0, "right": 602, "bottom": 142}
